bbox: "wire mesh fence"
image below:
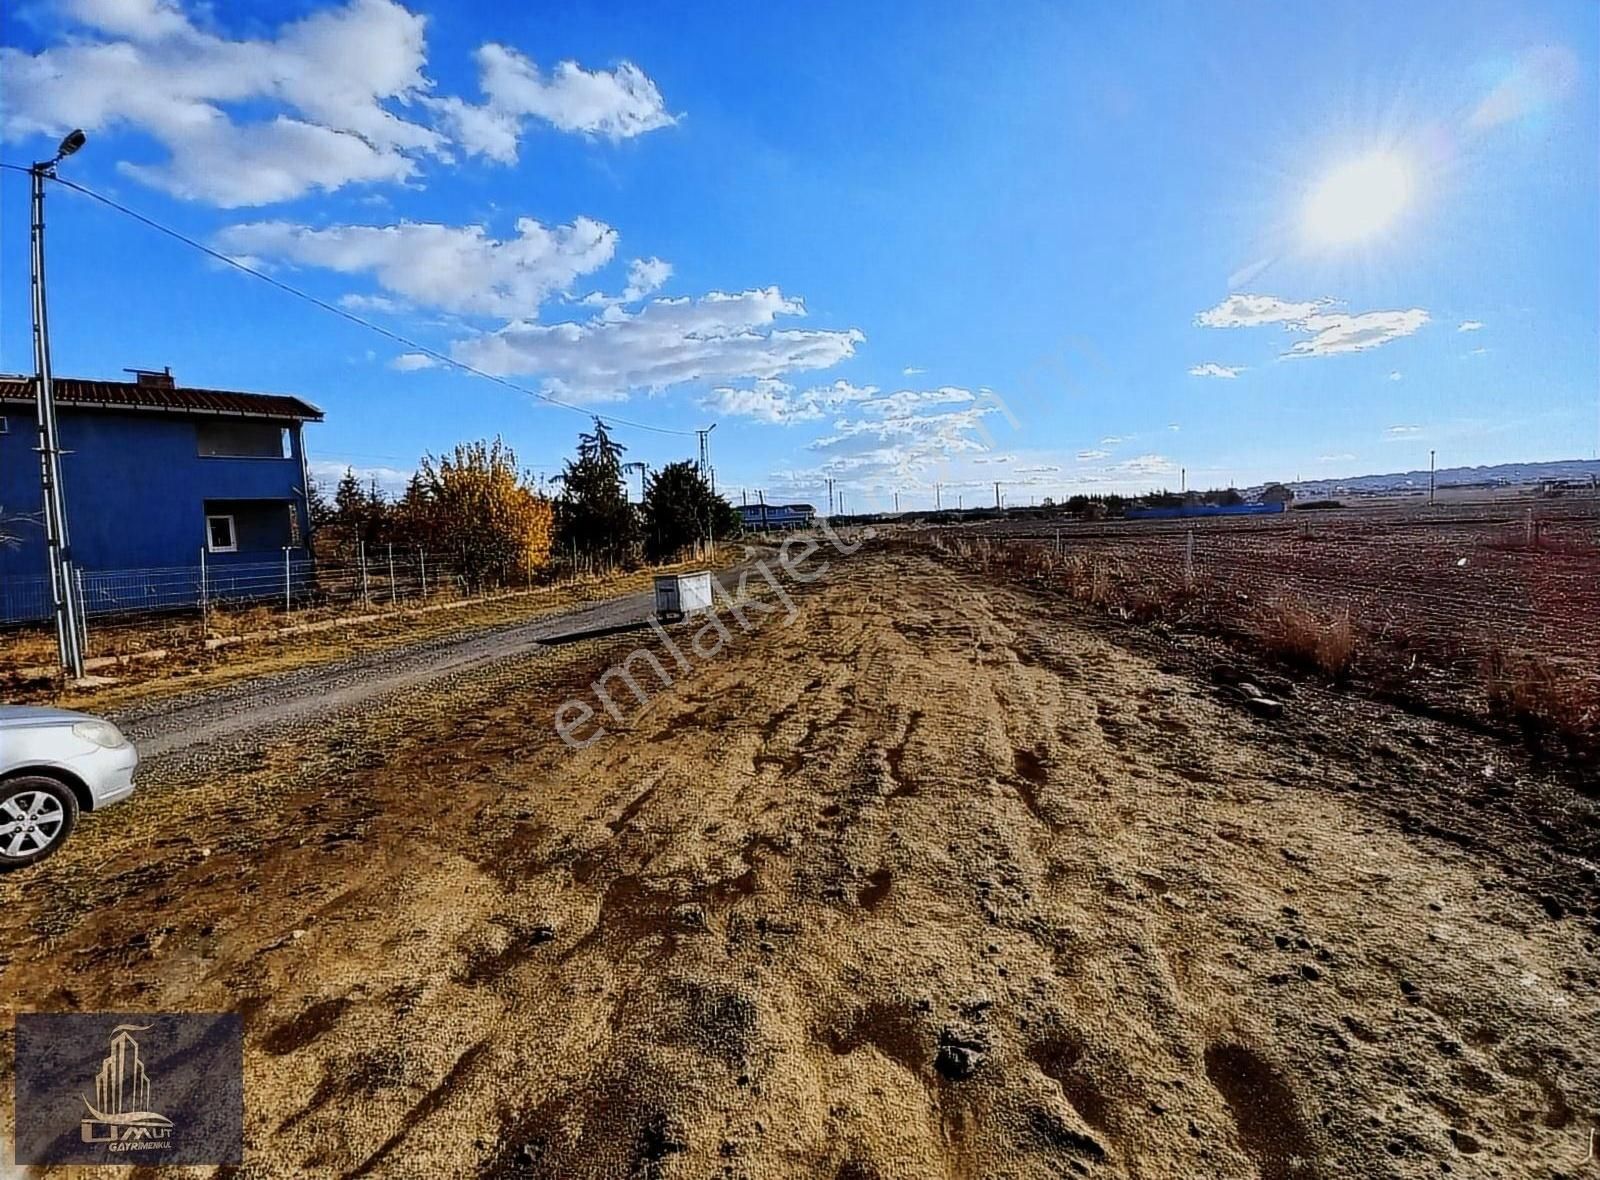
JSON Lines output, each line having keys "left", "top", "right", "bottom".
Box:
{"left": 0, "top": 545, "right": 515, "bottom": 667}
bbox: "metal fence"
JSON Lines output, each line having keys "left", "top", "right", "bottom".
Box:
{"left": 2, "top": 545, "right": 473, "bottom": 630}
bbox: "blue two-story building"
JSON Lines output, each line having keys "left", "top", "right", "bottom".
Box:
{"left": 0, "top": 370, "right": 322, "bottom": 623}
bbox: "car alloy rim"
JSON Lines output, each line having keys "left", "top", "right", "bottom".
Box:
{"left": 0, "top": 791, "right": 66, "bottom": 857}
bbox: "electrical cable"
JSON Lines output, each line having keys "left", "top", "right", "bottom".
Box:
{"left": 0, "top": 161, "right": 699, "bottom": 439}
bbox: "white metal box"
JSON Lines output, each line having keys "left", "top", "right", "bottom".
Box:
{"left": 653, "top": 571, "right": 713, "bottom": 620}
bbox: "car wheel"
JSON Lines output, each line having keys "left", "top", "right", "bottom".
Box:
{"left": 0, "top": 776, "right": 79, "bottom": 868}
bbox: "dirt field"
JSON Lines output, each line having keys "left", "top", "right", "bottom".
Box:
{"left": 938, "top": 497, "right": 1600, "bottom": 750}
{"left": 2, "top": 544, "right": 1596, "bottom": 1178}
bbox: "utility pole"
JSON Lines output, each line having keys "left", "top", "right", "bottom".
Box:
{"left": 894, "top": 490, "right": 900, "bottom": 514}
{"left": 1429, "top": 450, "right": 1436, "bottom": 507}
{"left": 935, "top": 483, "right": 941, "bottom": 510}
{"left": 696, "top": 424, "right": 717, "bottom": 493}
{"left": 826, "top": 477, "right": 834, "bottom": 517}
{"left": 29, "top": 129, "right": 88, "bottom": 680}
{"left": 994, "top": 481, "right": 1002, "bottom": 510}
{"left": 758, "top": 489, "right": 768, "bottom": 531}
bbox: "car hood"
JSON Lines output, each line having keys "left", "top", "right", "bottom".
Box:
{"left": 0, "top": 706, "right": 91, "bottom": 729}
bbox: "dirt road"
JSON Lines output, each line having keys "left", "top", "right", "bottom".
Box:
{"left": 111, "top": 579, "right": 671, "bottom": 763}
{"left": 2, "top": 545, "right": 1595, "bottom": 1179}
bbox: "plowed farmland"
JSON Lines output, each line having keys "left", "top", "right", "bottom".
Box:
{"left": 947, "top": 497, "right": 1600, "bottom": 736}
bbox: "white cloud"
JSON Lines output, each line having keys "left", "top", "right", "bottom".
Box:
{"left": 216, "top": 217, "right": 618, "bottom": 318}
{"left": 1016, "top": 464, "right": 1061, "bottom": 474}
{"left": 1388, "top": 371, "right": 1403, "bottom": 381}
{"left": 1110, "top": 454, "right": 1177, "bottom": 477}
{"left": 1, "top": 1, "right": 677, "bottom": 205}
{"left": 340, "top": 292, "right": 411, "bottom": 314}
{"left": 390, "top": 352, "right": 437, "bottom": 371}
{"left": 308, "top": 458, "right": 412, "bottom": 494}
{"left": 623, "top": 257, "right": 672, "bottom": 301}
{"left": 902, "top": 365, "right": 925, "bottom": 376}
{"left": 1188, "top": 363, "right": 1243, "bottom": 378}
{"left": 701, "top": 378, "right": 876, "bottom": 426}
{"left": 2, "top": 0, "right": 442, "bottom": 206}
{"left": 1458, "top": 320, "right": 1484, "bottom": 332}
{"left": 1384, "top": 425, "right": 1423, "bottom": 439}
{"left": 1318, "top": 453, "right": 1356, "bottom": 462}
{"left": 1467, "top": 346, "right": 1488, "bottom": 356}
{"left": 436, "top": 44, "right": 676, "bottom": 163}
{"left": 453, "top": 287, "right": 864, "bottom": 400}
{"left": 1196, "top": 293, "right": 1429, "bottom": 358}
{"left": 1284, "top": 309, "right": 1429, "bottom": 357}
{"left": 1195, "top": 294, "right": 1326, "bottom": 328}
{"left": 1099, "top": 435, "right": 1126, "bottom": 446}
{"left": 805, "top": 391, "right": 999, "bottom": 486}
{"left": 1076, "top": 449, "right": 1110, "bottom": 461}
{"left": 1167, "top": 423, "right": 1181, "bottom": 432}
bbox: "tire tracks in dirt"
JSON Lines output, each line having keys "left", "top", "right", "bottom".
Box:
{"left": 1, "top": 547, "right": 1595, "bottom": 1178}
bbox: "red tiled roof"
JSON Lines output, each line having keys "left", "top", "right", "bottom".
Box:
{"left": 0, "top": 377, "right": 323, "bottom": 421}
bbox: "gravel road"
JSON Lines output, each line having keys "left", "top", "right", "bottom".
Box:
{"left": 113, "top": 556, "right": 762, "bottom": 766}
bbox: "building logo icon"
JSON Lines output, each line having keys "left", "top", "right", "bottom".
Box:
{"left": 80, "top": 1024, "right": 175, "bottom": 1153}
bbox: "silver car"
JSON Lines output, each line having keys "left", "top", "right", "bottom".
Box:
{"left": 0, "top": 706, "right": 137, "bottom": 867}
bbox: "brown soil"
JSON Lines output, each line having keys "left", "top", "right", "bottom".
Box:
{"left": 1, "top": 546, "right": 1595, "bottom": 1178}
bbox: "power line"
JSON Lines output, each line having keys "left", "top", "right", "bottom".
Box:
{"left": 0, "top": 163, "right": 697, "bottom": 440}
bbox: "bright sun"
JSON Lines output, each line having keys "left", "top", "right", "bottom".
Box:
{"left": 1303, "top": 152, "right": 1412, "bottom": 246}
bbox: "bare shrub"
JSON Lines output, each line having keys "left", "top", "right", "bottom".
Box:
{"left": 1483, "top": 648, "right": 1600, "bottom": 765}
{"left": 1263, "top": 600, "right": 1358, "bottom": 679}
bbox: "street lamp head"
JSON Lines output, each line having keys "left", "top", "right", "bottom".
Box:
{"left": 55, "top": 129, "right": 86, "bottom": 161}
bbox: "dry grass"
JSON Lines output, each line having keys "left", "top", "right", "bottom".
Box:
{"left": 925, "top": 531, "right": 1600, "bottom": 769}
{"left": 1263, "top": 601, "right": 1359, "bottom": 680}
{"left": 1483, "top": 648, "right": 1600, "bottom": 767}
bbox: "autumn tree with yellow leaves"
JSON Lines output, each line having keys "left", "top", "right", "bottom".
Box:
{"left": 396, "top": 437, "right": 553, "bottom": 586}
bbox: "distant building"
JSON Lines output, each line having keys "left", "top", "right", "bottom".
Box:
{"left": 0, "top": 370, "right": 322, "bottom": 621}
{"left": 738, "top": 502, "right": 816, "bottom": 530}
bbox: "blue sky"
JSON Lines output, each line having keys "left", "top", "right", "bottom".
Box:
{"left": 3, "top": 0, "right": 1595, "bottom": 509}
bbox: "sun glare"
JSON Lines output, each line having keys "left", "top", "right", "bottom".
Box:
{"left": 1302, "top": 152, "right": 1412, "bottom": 247}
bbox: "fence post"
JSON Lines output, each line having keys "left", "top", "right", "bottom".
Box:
{"left": 199, "top": 546, "right": 209, "bottom": 635}
{"left": 283, "top": 546, "right": 292, "bottom": 613}
{"left": 388, "top": 543, "right": 396, "bottom": 606}
{"left": 1184, "top": 530, "right": 1195, "bottom": 590}
{"left": 419, "top": 548, "right": 428, "bottom": 598}
{"left": 359, "top": 540, "right": 370, "bottom": 607}
{"left": 74, "top": 567, "right": 89, "bottom": 657}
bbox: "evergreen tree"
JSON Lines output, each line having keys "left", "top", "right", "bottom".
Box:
{"left": 555, "top": 419, "right": 639, "bottom": 568}
{"left": 640, "top": 460, "right": 741, "bottom": 561}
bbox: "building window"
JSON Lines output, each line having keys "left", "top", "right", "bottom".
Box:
{"left": 196, "top": 420, "right": 291, "bottom": 458}
{"left": 206, "top": 514, "right": 237, "bottom": 553}
{"left": 0, "top": 416, "right": 8, "bottom": 434}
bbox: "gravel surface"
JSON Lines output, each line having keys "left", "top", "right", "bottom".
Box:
{"left": 112, "top": 552, "right": 771, "bottom": 769}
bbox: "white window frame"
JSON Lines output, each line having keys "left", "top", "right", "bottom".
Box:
{"left": 0, "top": 415, "right": 9, "bottom": 434}
{"left": 206, "top": 514, "right": 237, "bottom": 553}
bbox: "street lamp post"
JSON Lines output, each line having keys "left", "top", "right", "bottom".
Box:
{"left": 29, "top": 129, "right": 87, "bottom": 680}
